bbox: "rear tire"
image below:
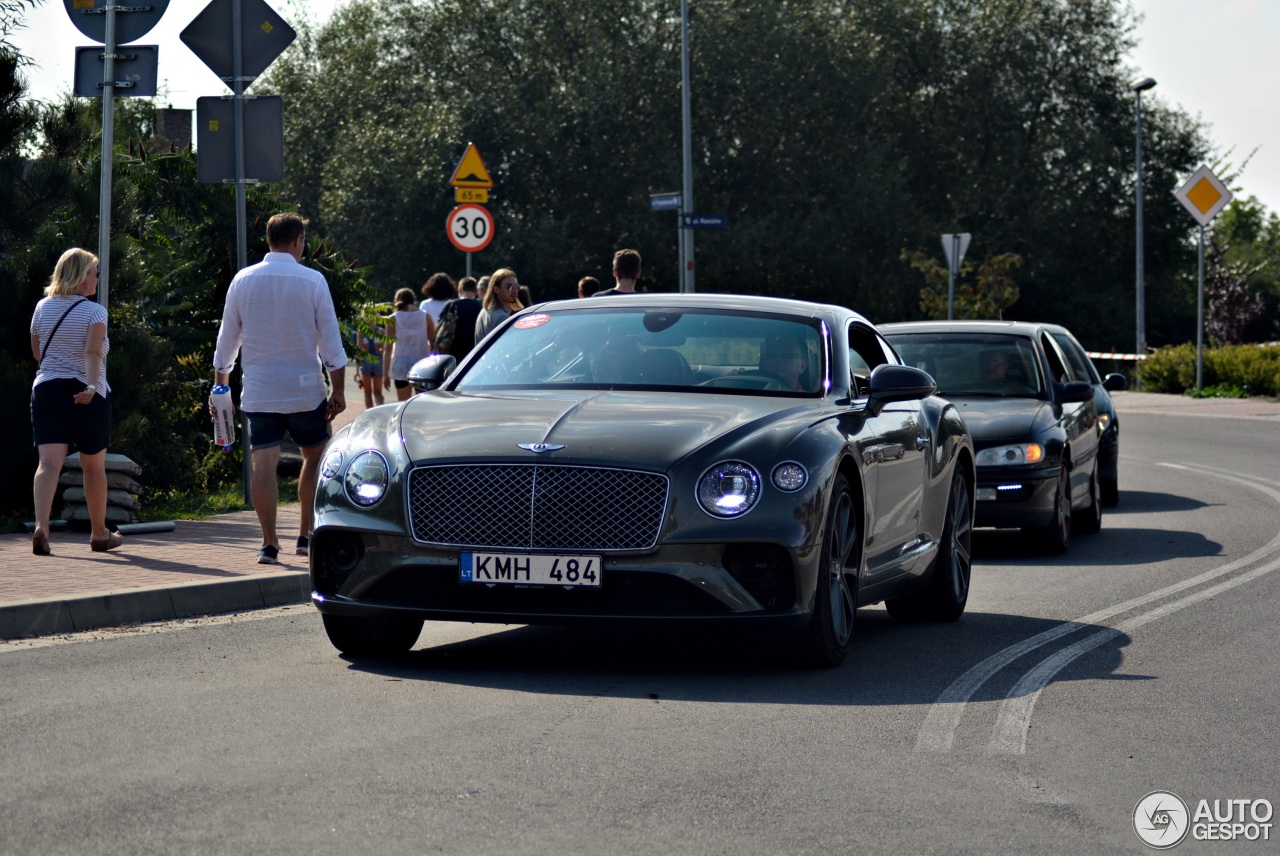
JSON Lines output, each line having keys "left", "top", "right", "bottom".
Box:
{"left": 886, "top": 469, "right": 973, "bottom": 622}
{"left": 792, "top": 474, "right": 860, "bottom": 668}
{"left": 322, "top": 613, "right": 423, "bottom": 657}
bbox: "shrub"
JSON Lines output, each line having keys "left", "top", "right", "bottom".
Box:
{"left": 1138, "top": 343, "right": 1279, "bottom": 396}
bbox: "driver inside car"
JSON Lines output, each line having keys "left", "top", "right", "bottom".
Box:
{"left": 759, "top": 335, "right": 811, "bottom": 392}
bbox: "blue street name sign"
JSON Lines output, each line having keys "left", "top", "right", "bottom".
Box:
{"left": 650, "top": 192, "right": 682, "bottom": 211}
{"left": 683, "top": 213, "right": 728, "bottom": 230}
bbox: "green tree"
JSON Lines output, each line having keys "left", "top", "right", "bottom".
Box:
{"left": 904, "top": 249, "right": 1022, "bottom": 319}
{"left": 1215, "top": 196, "right": 1280, "bottom": 342}
{"left": 261, "top": 0, "right": 1213, "bottom": 347}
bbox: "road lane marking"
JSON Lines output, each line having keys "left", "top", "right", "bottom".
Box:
{"left": 987, "top": 553, "right": 1280, "bottom": 754}
{"left": 916, "top": 464, "right": 1280, "bottom": 753}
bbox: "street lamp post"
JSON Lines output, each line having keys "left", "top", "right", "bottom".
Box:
{"left": 1132, "top": 76, "right": 1157, "bottom": 360}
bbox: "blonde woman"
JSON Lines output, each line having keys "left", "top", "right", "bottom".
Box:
{"left": 28, "top": 248, "right": 121, "bottom": 554}
{"left": 385, "top": 287, "right": 435, "bottom": 401}
{"left": 474, "top": 268, "right": 523, "bottom": 342}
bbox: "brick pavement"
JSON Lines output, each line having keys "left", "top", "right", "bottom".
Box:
{"left": 0, "top": 383, "right": 373, "bottom": 640}
{"left": 1, "top": 389, "right": 1276, "bottom": 641}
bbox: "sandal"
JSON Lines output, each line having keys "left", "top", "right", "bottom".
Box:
{"left": 90, "top": 531, "right": 124, "bottom": 553}
{"left": 32, "top": 531, "right": 51, "bottom": 556}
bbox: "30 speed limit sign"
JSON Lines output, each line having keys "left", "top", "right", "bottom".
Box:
{"left": 446, "top": 204, "right": 494, "bottom": 253}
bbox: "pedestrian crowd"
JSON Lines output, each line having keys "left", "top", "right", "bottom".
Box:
{"left": 28, "top": 208, "right": 644, "bottom": 561}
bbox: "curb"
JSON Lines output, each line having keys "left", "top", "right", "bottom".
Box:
{"left": 0, "top": 571, "right": 311, "bottom": 640}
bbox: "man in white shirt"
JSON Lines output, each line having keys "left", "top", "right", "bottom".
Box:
{"left": 212, "top": 212, "right": 347, "bottom": 564}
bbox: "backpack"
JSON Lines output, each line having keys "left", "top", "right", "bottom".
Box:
{"left": 434, "top": 299, "right": 458, "bottom": 354}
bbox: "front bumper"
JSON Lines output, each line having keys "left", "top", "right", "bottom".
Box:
{"left": 973, "top": 466, "right": 1060, "bottom": 528}
{"left": 308, "top": 527, "right": 819, "bottom": 627}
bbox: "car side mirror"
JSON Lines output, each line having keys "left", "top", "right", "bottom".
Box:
{"left": 1057, "top": 380, "right": 1094, "bottom": 403}
{"left": 866, "top": 364, "right": 936, "bottom": 416}
{"left": 1102, "top": 372, "right": 1128, "bottom": 392}
{"left": 408, "top": 354, "right": 457, "bottom": 392}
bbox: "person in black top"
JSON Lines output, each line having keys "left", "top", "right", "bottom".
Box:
{"left": 594, "top": 248, "right": 641, "bottom": 296}
{"left": 436, "top": 276, "right": 482, "bottom": 361}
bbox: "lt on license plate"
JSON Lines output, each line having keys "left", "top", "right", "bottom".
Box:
{"left": 460, "top": 552, "right": 601, "bottom": 587}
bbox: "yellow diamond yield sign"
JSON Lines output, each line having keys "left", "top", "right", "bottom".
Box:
{"left": 1174, "top": 164, "right": 1232, "bottom": 226}
{"left": 450, "top": 142, "right": 494, "bottom": 189}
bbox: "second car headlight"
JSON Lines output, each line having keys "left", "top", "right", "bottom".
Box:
{"left": 344, "top": 450, "right": 389, "bottom": 507}
{"left": 976, "top": 443, "right": 1045, "bottom": 466}
{"left": 697, "top": 461, "right": 761, "bottom": 517}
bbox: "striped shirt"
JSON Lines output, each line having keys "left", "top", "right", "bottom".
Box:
{"left": 30, "top": 295, "right": 110, "bottom": 394}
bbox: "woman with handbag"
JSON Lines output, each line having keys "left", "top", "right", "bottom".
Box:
{"left": 28, "top": 248, "right": 122, "bottom": 555}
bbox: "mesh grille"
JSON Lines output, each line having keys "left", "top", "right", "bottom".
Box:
{"left": 408, "top": 465, "right": 668, "bottom": 551}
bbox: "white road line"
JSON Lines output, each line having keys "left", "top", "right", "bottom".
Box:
{"left": 988, "top": 554, "right": 1280, "bottom": 754}
{"left": 915, "top": 464, "right": 1280, "bottom": 753}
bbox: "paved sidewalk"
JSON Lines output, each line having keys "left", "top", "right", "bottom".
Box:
{"left": 2, "top": 389, "right": 1277, "bottom": 641}
{"left": 0, "top": 385, "right": 376, "bottom": 641}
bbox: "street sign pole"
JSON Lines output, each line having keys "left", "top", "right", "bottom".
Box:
{"left": 97, "top": 5, "right": 116, "bottom": 310}
{"left": 1196, "top": 224, "right": 1205, "bottom": 391}
{"left": 1173, "top": 165, "right": 1233, "bottom": 395}
{"left": 679, "top": 0, "right": 694, "bottom": 293}
{"left": 231, "top": 0, "right": 252, "bottom": 503}
{"left": 941, "top": 233, "right": 971, "bottom": 320}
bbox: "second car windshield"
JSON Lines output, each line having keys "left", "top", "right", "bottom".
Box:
{"left": 889, "top": 334, "right": 1045, "bottom": 398}
{"left": 456, "top": 308, "right": 826, "bottom": 395}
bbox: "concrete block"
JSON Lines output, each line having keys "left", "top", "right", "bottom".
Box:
{"left": 0, "top": 599, "right": 78, "bottom": 639}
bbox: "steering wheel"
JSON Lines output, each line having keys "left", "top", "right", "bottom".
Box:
{"left": 699, "top": 370, "right": 791, "bottom": 391}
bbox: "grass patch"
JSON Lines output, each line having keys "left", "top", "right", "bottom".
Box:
{"left": 142, "top": 477, "right": 300, "bottom": 521}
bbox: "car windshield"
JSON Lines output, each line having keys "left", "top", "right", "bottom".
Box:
{"left": 887, "top": 333, "right": 1045, "bottom": 398}
{"left": 456, "top": 307, "right": 827, "bottom": 395}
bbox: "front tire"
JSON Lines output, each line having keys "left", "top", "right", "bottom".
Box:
{"left": 322, "top": 613, "right": 423, "bottom": 657}
{"left": 886, "top": 469, "right": 973, "bottom": 622}
{"left": 793, "top": 474, "right": 860, "bottom": 668}
{"left": 1074, "top": 460, "right": 1102, "bottom": 535}
{"left": 1025, "top": 465, "right": 1071, "bottom": 554}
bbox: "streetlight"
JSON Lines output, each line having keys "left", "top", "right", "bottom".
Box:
{"left": 1132, "top": 76, "right": 1157, "bottom": 359}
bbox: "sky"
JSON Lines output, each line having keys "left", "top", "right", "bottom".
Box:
{"left": 7, "top": 0, "right": 1280, "bottom": 214}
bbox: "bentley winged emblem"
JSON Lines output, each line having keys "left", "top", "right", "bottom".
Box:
{"left": 517, "top": 443, "right": 566, "bottom": 454}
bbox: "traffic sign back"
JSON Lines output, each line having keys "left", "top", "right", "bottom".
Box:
{"left": 64, "top": 0, "right": 170, "bottom": 45}
{"left": 180, "top": 0, "right": 296, "bottom": 87}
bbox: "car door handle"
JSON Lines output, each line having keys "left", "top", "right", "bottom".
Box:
{"left": 915, "top": 435, "right": 928, "bottom": 451}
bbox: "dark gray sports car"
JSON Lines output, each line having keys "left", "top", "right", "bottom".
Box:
{"left": 310, "top": 295, "right": 975, "bottom": 666}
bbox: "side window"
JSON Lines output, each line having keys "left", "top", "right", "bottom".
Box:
{"left": 1051, "top": 332, "right": 1100, "bottom": 383}
{"left": 848, "top": 324, "right": 890, "bottom": 396}
{"left": 1040, "top": 333, "right": 1074, "bottom": 384}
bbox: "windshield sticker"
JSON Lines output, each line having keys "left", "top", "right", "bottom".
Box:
{"left": 514, "top": 314, "right": 551, "bottom": 330}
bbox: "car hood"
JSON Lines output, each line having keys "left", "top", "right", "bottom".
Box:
{"left": 947, "top": 395, "right": 1056, "bottom": 442}
{"left": 397, "top": 390, "right": 807, "bottom": 467}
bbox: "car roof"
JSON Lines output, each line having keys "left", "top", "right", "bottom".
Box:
{"left": 522, "top": 293, "right": 872, "bottom": 328}
{"left": 879, "top": 319, "right": 1052, "bottom": 337}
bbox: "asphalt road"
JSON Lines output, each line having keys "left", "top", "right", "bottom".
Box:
{"left": 2, "top": 411, "right": 1277, "bottom": 855}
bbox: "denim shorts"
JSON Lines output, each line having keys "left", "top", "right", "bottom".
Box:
{"left": 246, "top": 400, "right": 330, "bottom": 450}
{"left": 30, "top": 378, "right": 111, "bottom": 454}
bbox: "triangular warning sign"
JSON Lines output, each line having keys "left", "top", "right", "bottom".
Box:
{"left": 450, "top": 143, "right": 494, "bottom": 189}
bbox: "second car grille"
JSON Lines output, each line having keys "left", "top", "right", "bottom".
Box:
{"left": 408, "top": 464, "right": 668, "bottom": 551}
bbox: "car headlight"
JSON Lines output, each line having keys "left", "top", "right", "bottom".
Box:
{"left": 1097, "top": 412, "right": 1111, "bottom": 431}
{"left": 976, "top": 443, "right": 1045, "bottom": 466}
{"left": 697, "top": 461, "right": 761, "bottom": 517}
{"left": 344, "top": 450, "right": 389, "bottom": 507}
{"left": 320, "top": 448, "right": 345, "bottom": 481}
{"left": 771, "top": 462, "right": 808, "bottom": 492}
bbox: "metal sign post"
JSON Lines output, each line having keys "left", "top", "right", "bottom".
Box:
{"left": 941, "top": 233, "right": 971, "bottom": 320}
{"left": 63, "top": 0, "right": 170, "bottom": 312}
{"left": 182, "top": 0, "right": 296, "bottom": 503}
{"left": 1174, "top": 165, "right": 1233, "bottom": 393}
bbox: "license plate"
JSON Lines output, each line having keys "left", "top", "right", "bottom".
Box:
{"left": 460, "top": 552, "right": 601, "bottom": 587}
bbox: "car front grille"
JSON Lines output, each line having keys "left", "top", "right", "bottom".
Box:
{"left": 408, "top": 464, "right": 668, "bottom": 551}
